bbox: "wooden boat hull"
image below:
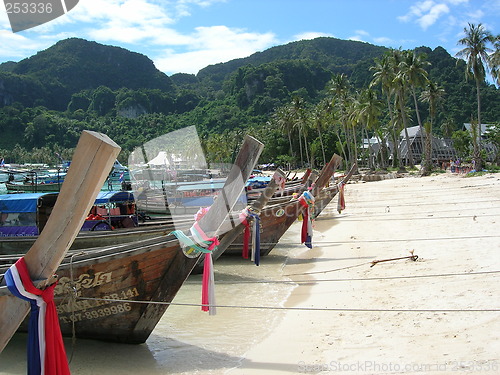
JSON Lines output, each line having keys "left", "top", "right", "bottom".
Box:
{"left": 5, "top": 181, "right": 64, "bottom": 192}
{"left": 50, "top": 235, "right": 195, "bottom": 344}
{"left": 224, "top": 192, "right": 335, "bottom": 257}
{"left": 0, "top": 224, "right": 173, "bottom": 254}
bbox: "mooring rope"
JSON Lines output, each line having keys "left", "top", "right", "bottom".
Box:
{"left": 75, "top": 296, "right": 500, "bottom": 313}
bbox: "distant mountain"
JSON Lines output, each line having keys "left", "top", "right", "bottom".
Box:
{"left": 197, "top": 37, "right": 388, "bottom": 89}
{"left": 0, "top": 38, "right": 174, "bottom": 110}
{"left": 0, "top": 36, "right": 498, "bottom": 159}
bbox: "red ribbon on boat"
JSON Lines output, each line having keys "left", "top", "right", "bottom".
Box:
{"left": 239, "top": 209, "right": 251, "bottom": 259}
{"left": 5, "top": 257, "right": 70, "bottom": 375}
{"left": 337, "top": 182, "right": 346, "bottom": 213}
{"left": 239, "top": 208, "right": 260, "bottom": 264}
{"left": 298, "top": 191, "right": 315, "bottom": 249}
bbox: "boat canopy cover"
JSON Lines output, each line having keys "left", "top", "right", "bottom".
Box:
{"left": 0, "top": 193, "right": 49, "bottom": 213}
{"left": 0, "top": 191, "right": 134, "bottom": 214}
{"left": 94, "top": 191, "right": 134, "bottom": 204}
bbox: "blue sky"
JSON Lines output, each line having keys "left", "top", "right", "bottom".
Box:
{"left": 1, "top": 0, "right": 499, "bottom": 76}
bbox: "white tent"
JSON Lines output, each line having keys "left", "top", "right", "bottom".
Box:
{"left": 147, "top": 152, "right": 184, "bottom": 167}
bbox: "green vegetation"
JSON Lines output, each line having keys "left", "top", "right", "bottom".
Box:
{"left": 0, "top": 33, "right": 498, "bottom": 170}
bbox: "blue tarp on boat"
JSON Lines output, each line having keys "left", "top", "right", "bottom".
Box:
{"left": 0, "top": 193, "right": 49, "bottom": 213}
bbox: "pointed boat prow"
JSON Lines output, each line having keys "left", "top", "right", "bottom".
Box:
{"left": 0, "top": 130, "right": 121, "bottom": 352}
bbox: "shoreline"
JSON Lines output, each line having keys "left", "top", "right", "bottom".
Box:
{"left": 228, "top": 172, "right": 500, "bottom": 374}
{"left": 1, "top": 172, "right": 499, "bottom": 374}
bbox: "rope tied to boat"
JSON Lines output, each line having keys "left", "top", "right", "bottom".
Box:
{"left": 4, "top": 257, "right": 70, "bottom": 375}
{"left": 239, "top": 207, "right": 261, "bottom": 265}
{"left": 171, "top": 222, "right": 219, "bottom": 315}
{"left": 299, "top": 191, "right": 315, "bottom": 249}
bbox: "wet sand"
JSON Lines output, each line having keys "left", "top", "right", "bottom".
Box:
{"left": 1, "top": 172, "right": 499, "bottom": 374}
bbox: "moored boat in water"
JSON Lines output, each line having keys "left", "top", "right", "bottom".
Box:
{"left": 0, "top": 134, "right": 264, "bottom": 344}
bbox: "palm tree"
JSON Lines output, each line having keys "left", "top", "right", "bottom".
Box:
{"left": 391, "top": 48, "right": 415, "bottom": 168}
{"left": 357, "top": 88, "right": 383, "bottom": 169}
{"left": 440, "top": 117, "right": 456, "bottom": 138}
{"left": 489, "top": 34, "right": 500, "bottom": 86}
{"left": 456, "top": 23, "right": 494, "bottom": 171}
{"left": 330, "top": 74, "right": 356, "bottom": 171}
{"left": 290, "top": 96, "right": 311, "bottom": 167}
{"left": 400, "top": 49, "right": 430, "bottom": 137}
{"left": 370, "top": 53, "right": 398, "bottom": 168}
{"left": 420, "top": 81, "right": 445, "bottom": 176}
{"left": 312, "top": 101, "right": 329, "bottom": 166}
{"left": 272, "top": 105, "right": 296, "bottom": 161}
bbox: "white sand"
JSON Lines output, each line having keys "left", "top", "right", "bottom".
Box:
{"left": 228, "top": 172, "right": 500, "bottom": 374}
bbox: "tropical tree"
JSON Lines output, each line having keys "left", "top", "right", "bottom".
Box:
{"left": 420, "top": 81, "right": 445, "bottom": 175}
{"left": 271, "top": 105, "right": 296, "bottom": 161}
{"left": 391, "top": 48, "right": 415, "bottom": 168}
{"left": 440, "top": 117, "right": 456, "bottom": 138}
{"left": 290, "top": 96, "right": 311, "bottom": 167}
{"left": 311, "top": 101, "right": 328, "bottom": 166}
{"left": 370, "top": 53, "right": 398, "bottom": 168}
{"left": 489, "top": 34, "right": 500, "bottom": 86}
{"left": 357, "top": 88, "right": 383, "bottom": 169}
{"left": 329, "top": 74, "right": 357, "bottom": 171}
{"left": 456, "top": 23, "right": 494, "bottom": 171}
{"left": 400, "top": 50, "right": 430, "bottom": 135}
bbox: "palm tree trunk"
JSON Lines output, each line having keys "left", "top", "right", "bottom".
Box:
{"left": 412, "top": 89, "right": 427, "bottom": 165}
{"left": 398, "top": 90, "right": 415, "bottom": 167}
{"left": 298, "top": 128, "right": 304, "bottom": 167}
{"left": 318, "top": 127, "right": 327, "bottom": 166}
{"left": 475, "top": 78, "right": 483, "bottom": 170}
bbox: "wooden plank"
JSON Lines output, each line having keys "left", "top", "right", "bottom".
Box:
{"left": 129, "top": 135, "right": 264, "bottom": 339}
{"left": 196, "top": 135, "right": 264, "bottom": 237}
{"left": 209, "top": 168, "right": 287, "bottom": 262}
{"left": 0, "top": 130, "right": 121, "bottom": 352}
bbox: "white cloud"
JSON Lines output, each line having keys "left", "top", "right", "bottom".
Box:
{"left": 398, "top": 1, "right": 450, "bottom": 30}
{"left": 0, "top": 30, "right": 48, "bottom": 60}
{"left": 294, "top": 31, "right": 334, "bottom": 41}
{"left": 154, "top": 25, "right": 277, "bottom": 74}
{"left": 418, "top": 3, "right": 450, "bottom": 29}
{"left": 373, "top": 36, "right": 394, "bottom": 45}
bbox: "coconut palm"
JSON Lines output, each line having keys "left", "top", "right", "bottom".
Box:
{"left": 440, "top": 117, "right": 456, "bottom": 138}
{"left": 489, "top": 34, "right": 500, "bottom": 86}
{"left": 370, "top": 53, "right": 398, "bottom": 168}
{"left": 312, "top": 101, "right": 329, "bottom": 166}
{"left": 272, "top": 105, "right": 296, "bottom": 160}
{"left": 357, "top": 88, "right": 383, "bottom": 169}
{"left": 290, "top": 96, "right": 311, "bottom": 167}
{"left": 420, "top": 81, "right": 445, "bottom": 176}
{"left": 391, "top": 48, "right": 415, "bottom": 168}
{"left": 400, "top": 49, "right": 430, "bottom": 137}
{"left": 330, "top": 74, "right": 356, "bottom": 171}
{"left": 456, "top": 23, "right": 494, "bottom": 171}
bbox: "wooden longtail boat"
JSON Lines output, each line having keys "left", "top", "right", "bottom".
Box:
{"left": 312, "top": 166, "right": 355, "bottom": 218}
{"left": 0, "top": 190, "right": 170, "bottom": 255}
{"left": 213, "top": 154, "right": 342, "bottom": 259}
{"left": 0, "top": 130, "right": 121, "bottom": 352}
{"left": 0, "top": 135, "right": 263, "bottom": 344}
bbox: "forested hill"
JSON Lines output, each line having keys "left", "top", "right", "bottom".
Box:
{"left": 0, "top": 38, "right": 174, "bottom": 110}
{"left": 0, "top": 36, "right": 498, "bottom": 165}
{"left": 197, "top": 37, "right": 388, "bottom": 89}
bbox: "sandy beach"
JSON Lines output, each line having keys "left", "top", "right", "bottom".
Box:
{"left": 1, "top": 172, "right": 499, "bottom": 375}
{"left": 227, "top": 171, "right": 500, "bottom": 375}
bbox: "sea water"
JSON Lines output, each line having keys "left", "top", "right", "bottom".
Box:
{"left": 0, "top": 223, "right": 312, "bottom": 375}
